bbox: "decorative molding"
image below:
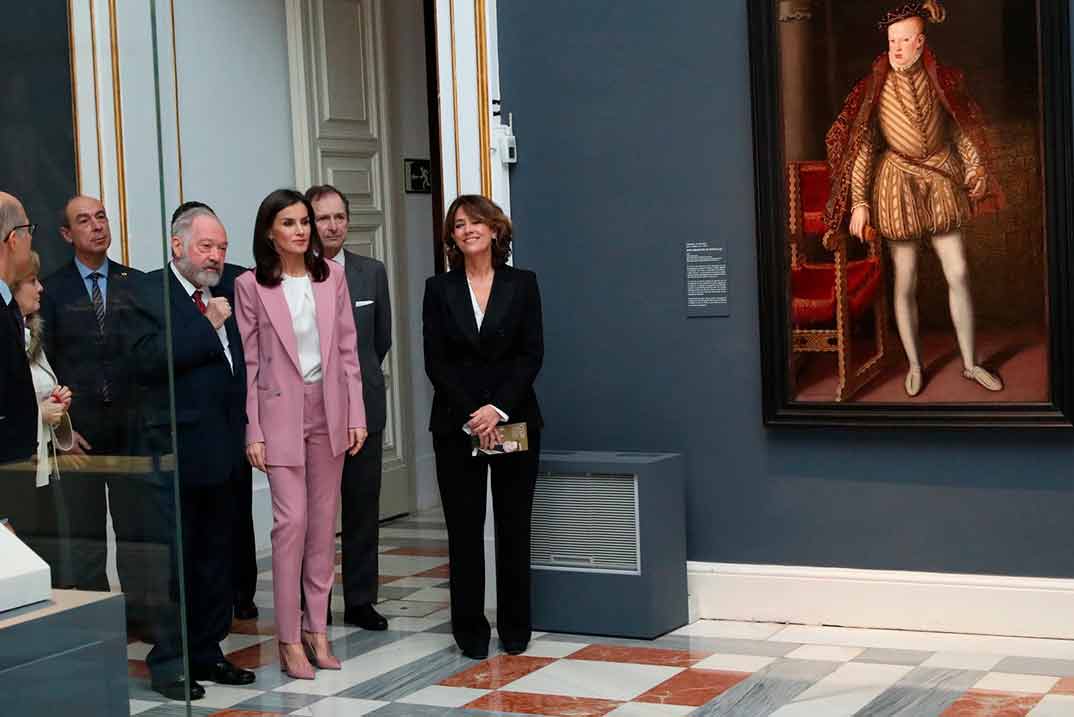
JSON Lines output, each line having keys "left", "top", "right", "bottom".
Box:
{"left": 474, "top": 0, "right": 492, "bottom": 196}
{"left": 106, "top": 0, "right": 129, "bottom": 264}
{"left": 688, "top": 561, "right": 1074, "bottom": 639}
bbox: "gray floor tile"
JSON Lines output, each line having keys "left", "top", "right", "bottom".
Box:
{"left": 378, "top": 585, "right": 424, "bottom": 601}
{"left": 855, "top": 667, "right": 983, "bottom": 716}
{"left": 994, "top": 656, "right": 1074, "bottom": 677}
{"left": 693, "top": 659, "right": 842, "bottom": 716}
{"left": 369, "top": 705, "right": 524, "bottom": 717}
{"left": 230, "top": 690, "right": 324, "bottom": 711}
{"left": 329, "top": 628, "right": 413, "bottom": 661}
{"left": 338, "top": 647, "right": 475, "bottom": 700}
{"left": 855, "top": 648, "right": 935, "bottom": 666}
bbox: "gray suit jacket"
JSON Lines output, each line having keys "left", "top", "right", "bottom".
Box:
{"left": 342, "top": 250, "right": 391, "bottom": 432}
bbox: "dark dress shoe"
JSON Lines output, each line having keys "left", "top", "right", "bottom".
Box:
{"left": 233, "top": 601, "right": 259, "bottom": 621}
{"left": 459, "top": 643, "right": 489, "bottom": 660}
{"left": 343, "top": 603, "right": 388, "bottom": 631}
{"left": 501, "top": 640, "right": 528, "bottom": 656}
{"left": 192, "top": 659, "right": 256, "bottom": 685}
{"left": 152, "top": 677, "right": 205, "bottom": 701}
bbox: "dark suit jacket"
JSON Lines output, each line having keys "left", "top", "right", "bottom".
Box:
{"left": 133, "top": 267, "right": 247, "bottom": 486}
{"left": 422, "top": 265, "right": 543, "bottom": 435}
{"left": 342, "top": 250, "right": 391, "bottom": 433}
{"left": 40, "top": 260, "right": 144, "bottom": 452}
{"left": 0, "top": 297, "right": 37, "bottom": 464}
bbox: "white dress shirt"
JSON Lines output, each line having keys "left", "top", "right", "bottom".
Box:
{"left": 329, "top": 250, "right": 346, "bottom": 268}
{"left": 169, "top": 263, "right": 233, "bottom": 372}
{"left": 281, "top": 274, "right": 323, "bottom": 383}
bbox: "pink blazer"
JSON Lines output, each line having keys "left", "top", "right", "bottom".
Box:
{"left": 234, "top": 263, "right": 365, "bottom": 467}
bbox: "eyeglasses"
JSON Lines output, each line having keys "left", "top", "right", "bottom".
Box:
{"left": 10, "top": 223, "right": 36, "bottom": 237}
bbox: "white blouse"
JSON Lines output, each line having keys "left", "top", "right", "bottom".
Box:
{"left": 281, "top": 274, "right": 323, "bottom": 383}
{"left": 26, "top": 330, "right": 73, "bottom": 487}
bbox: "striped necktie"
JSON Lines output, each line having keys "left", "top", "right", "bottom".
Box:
{"left": 88, "top": 272, "right": 105, "bottom": 333}
{"left": 88, "top": 272, "right": 112, "bottom": 402}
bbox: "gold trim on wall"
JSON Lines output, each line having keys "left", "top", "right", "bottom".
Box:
{"left": 89, "top": 0, "right": 105, "bottom": 199}
{"left": 474, "top": 0, "right": 491, "bottom": 197}
{"left": 170, "top": 0, "right": 184, "bottom": 203}
{"left": 449, "top": 0, "right": 461, "bottom": 193}
{"left": 67, "top": 0, "right": 82, "bottom": 192}
{"left": 107, "top": 0, "right": 129, "bottom": 264}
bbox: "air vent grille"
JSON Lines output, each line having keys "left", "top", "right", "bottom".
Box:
{"left": 531, "top": 472, "right": 639, "bottom": 574}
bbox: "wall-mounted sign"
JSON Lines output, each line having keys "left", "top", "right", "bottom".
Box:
{"left": 685, "top": 241, "right": 729, "bottom": 317}
{"left": 404, "top": 158, "right": 432, "bottom": 194}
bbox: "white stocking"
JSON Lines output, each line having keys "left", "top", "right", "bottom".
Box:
{"left": 931, "top": 232, "right": 976, "bottom": 370}
{"left": 888, "top": 241, "right": 921, "bottom": 370}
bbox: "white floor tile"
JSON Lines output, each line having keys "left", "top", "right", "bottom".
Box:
{"left": 218, "top": 632, "right": 273, "bottom": 654}
{"left": 375, "top": 599, "right": 447, "bottom": 617}
{"left": 606, "top": 704, "right": 695, "bottom": 716}
{"left": 973, "top": 672, "right": 1059, "bottom": 694}
{"left": 128, "top": 699, "right": 160, "bottom": 715}
{"left": 1028, "top": 694, "right": 1074, "bottom": 716}
{"left": 378, "top": 527, "right": 450, "bottom": 540}
{"left": 257, "top": 569, "right": 273, "bottom": 580}
{"left": 501, "top": 659, "right": 683, "bottom": 701}
{"left": 406, "top": 587, "right": 452, "bottom": 603}
{"left": 785, "top": 645, "right": 864, "bottom": 662}
{"left": 671, "top": 619, "right": 785, "bottom": 640}
{"left": 377, "top": 544, "right": 399, "bottom": 553}
{"left": 694, "top": 653, "right": 776, "bottom": 672}
{"left": 921, "top": 651, "right": 1003, "bottom": 671}
{"left": 275, "top": 632, "right": 455, "bottom": 695}
{"left": 523, "top": 640, "right": 589, "bottom": 658}
{"left": 127, "top": 641, "right": 152, "bottom": 661}
{"left": 291, "top": 697, "right": 388, "bottom": 716}
{"left": 172, "top": 685, "right": 263, "bottom": 709}
{"left": 377, "top": 554, "right": 449, "bottom": 576}
{"left": 387, "top": 607, "right": 452, "bottom": 632}
{"left": 253, "top": 589, "right": 275, "bottom": 607}
{"left": 770, "top": 662, "right": 913, "bottom": 717}
{"left": 384, "top": 576, "right": 448, "bottom": 589}
{"left": 396, "top": 685, "right": 490, "bottom": 707}
{"left": 770, "top": 625, "right": 1074, "bottom": 660}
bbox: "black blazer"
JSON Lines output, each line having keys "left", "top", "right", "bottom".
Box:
{"left": 0, "top": 297, "right": 36, "bottom": 464}
{"left": 422, "top": 265, "right": 543, "bottom": 435}
{"left": 342, "top": 250, "right": 391, "bottom": 433}
{"left": 40, "top": 260, "right": 144, "bottom": 451}
{"left": 133, "top": 268, "right": 247, "bottom": 485}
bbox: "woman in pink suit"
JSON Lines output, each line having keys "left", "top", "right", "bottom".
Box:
{"left": 234, "top": 189, "right": 367, "bottom": 679}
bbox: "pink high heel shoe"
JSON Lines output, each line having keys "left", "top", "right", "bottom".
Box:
{"left": 278, "top": 641, "right": 315, "bottom": 679}
{"left": 302, "top": 631, "right": 342, "bottom": 670}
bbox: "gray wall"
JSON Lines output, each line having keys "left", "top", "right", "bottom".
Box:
{"left": 497, "top": 1, "right": 1074, "bottom": 577}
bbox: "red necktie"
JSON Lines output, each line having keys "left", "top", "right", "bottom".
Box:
{"left": 192, "top": 290, "right": 207, "bottom": 314}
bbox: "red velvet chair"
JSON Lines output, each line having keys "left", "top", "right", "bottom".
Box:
{"left": 787, "top": 161, "right": 887, "bottom": 401}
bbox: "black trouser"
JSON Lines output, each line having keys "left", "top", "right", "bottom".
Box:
{"left": 0, "top": 467, "right": 65, "bottom": 575}
{"left": 231, "top": 458, "right": 258, "bottom": 609}
{"left": 341, "top": 430, "right": 383, "bottom": 609}
{"left": 433, "top": 429, "right": 540, "bottom": 650}
{"left": 147, "top": 471, "right": 236, "bottom": 681}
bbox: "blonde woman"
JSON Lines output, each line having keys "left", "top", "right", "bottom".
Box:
{"left": 13, "top": 251, "right": 74, "bottom": 486}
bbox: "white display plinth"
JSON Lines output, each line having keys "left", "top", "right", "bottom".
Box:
{"left": 0, "top": 528, "right": 51, "bottom": 613}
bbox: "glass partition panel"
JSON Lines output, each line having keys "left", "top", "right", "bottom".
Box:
{"left": 0, "top": 1, "right": 190, "bottom": 713}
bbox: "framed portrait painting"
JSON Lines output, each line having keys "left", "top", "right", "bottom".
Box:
{"left": 749, "top": 0, "right": 1074, "bottom": 427}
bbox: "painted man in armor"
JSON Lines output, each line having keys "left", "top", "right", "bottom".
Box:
{"left": 823, "top": 0, "right": 1005, "bottom": 397}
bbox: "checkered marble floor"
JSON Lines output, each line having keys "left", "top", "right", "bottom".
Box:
{"left": 126, "top": 510, "right": 1074, "bottom": 716}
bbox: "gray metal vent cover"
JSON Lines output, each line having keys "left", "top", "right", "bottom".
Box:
{"left": 531, "top": 472, "right": 640, "bottom": 574}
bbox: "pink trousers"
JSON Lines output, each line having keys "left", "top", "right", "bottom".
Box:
{"left": 266, "top": 381, "right": 345, "bottom": 643}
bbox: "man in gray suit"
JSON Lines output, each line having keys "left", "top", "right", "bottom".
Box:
{"left": 307, "top": 184, "right": 392, "bottom": 631}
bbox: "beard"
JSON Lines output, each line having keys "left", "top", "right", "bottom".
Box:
{"left": 175, "top": 255, "right": 221, "bottom": 288}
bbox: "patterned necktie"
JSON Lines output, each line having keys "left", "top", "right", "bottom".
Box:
{"left": 88, "top": 272, "right": 105, "bottom": 333}
{"left": 192, "top": 289, "right": 207, "bottom": 314}
{"left": 88, "top": 272, "right": 111, "bottom": 402}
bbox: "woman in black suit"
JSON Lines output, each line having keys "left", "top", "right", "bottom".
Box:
{"left": 423, "top": 195, "right": 543, "bottom": 659}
